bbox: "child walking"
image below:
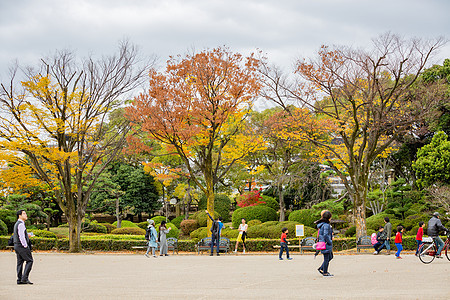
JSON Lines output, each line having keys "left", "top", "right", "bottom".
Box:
{"left": 279, "top": 227, "right": 293, "bottom": 260}
{"left": 394, "top": 225, "right": 404, "bottom": 259}
{"left": 415, "top": 221, "right": 425, "bottom": 256}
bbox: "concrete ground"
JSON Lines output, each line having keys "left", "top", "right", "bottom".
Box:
{"left": 0, "top": 251, "right": 449, "bottom": 299}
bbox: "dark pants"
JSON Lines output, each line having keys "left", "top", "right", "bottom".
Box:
{"left": 279, "top": 242, "right": 289, "bottom": 258}
{"left": 210, "top": 234, "right": 220, "bottom": 254}
{"left": 415, "top": 240, "right": 422, "bottom": 255}
{"left": 15, "top": 246, "right": 33, "bottom": 283}
{"left": 319, "top": 252, "right": 333, "bottom": 274}
{"left": 374, "top": 242, "right": 386, "bottom": 253}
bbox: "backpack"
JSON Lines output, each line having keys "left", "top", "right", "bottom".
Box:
{"left": 371, "top": 233, "right": 377, "bottom": 245}
{"left": 145, "top": 227, "right": 151, "bottom": 240}
{"left": 8, "top": 234, "right": 14, "bottom": 246}
{"left": 211, "top": 221, "right": 220, "bottom": 236}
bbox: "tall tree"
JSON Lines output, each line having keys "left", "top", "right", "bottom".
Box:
{"left": 264, "top": 34, "right": 446, "bottom": 237}
{"left": 126, "top": 47, "right": 263, "bottom": 229}
{"left": 0, "top": 42, "right": 149, "bottom": 252}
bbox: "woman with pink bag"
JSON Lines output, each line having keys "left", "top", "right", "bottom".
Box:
{"left": 317, "top": 210, "right": 334, "bottom": 277}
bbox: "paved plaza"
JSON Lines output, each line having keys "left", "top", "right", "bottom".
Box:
{"left": 0, "top": 251, "right": 449, "bottom": 299}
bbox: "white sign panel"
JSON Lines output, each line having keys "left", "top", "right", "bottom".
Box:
{"left": 295, "top": 224, "right": 304, "bottom": 237}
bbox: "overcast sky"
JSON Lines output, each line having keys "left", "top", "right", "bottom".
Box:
{"left": 1, "top": 0, "right": 449, "bottom": 103}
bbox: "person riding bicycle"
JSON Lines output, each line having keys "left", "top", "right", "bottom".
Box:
{"left": 427, "top": 212, "right": 448, "bottom": 258}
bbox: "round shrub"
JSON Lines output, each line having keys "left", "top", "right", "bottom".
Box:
{"left": 0, "top": 209, "right": 16, "bottom": 233}
{"left": 190, "top": 211, "right": 220, "bottom": 227}
{"left": 288, "top": 209, "right": 320, "bottom": 227}
{"left": 112, "top": 220, "right": 139, "bottom": 228}
{"left": 365, "top": 213, "right": 395, "bottom": 231}
{"left": 0, "top": 219, "right": 7, "bottom": 235}
{"left": 156, "top": 223, "right": 179, "bottom": 239}
{"left": 190, "top": 227, "right": 209, "bottom": 241}
{"left": 58, "top": 223, "right": 69, "bottom": 228}
{"left": 344, "top": 226, "right": 356, "bottom": 237}
{"left": 137, "top": 221, "right": 148, "bottom": 230}
{"left": 311, "top": 199, "right": 344, "bottom": 216}
{"left": 151, "top": 216, "right": 167, "bottom": 225}
{"left": 260, "top": 195, "right": 278, "bottom": 211}
{"left": 99, "top": 223, "right": 116, "bottom": 233}
{"left": 247, "top": 219, "right": 262, "bottom": 227}
{"left": 221, "top": 228, "right": 239, "bottom": 239}
{"left": 231, "top": 206, "right": 277, "bottom": 228}
{"left": 31, "top": 229, "right": 57, "bottom": 239}
{"left": 111, "top": 227, "right": 146, "bottom": 235}
{"left": 171, "top": 215, "right": 185, "bottom": 229}
{"left": 82, "top": 222, "right": 107, "bottom": 234}
{"left": 180, "top": 219, "right": 199, "bottom": 235}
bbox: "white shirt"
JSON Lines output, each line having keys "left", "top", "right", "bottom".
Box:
{"left": 17, "top": 220, "right": 28, "bottom": 248}
{"left": 238, "top": 224, "right": 248, "bottom": 233}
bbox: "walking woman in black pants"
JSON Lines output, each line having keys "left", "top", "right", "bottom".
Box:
{"left": 317, "top": 210, "right": 333, "bottom": 277}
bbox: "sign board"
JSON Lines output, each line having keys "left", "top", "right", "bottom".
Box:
{"left": 295, "top": 224, "right": 304, "bottom": 237}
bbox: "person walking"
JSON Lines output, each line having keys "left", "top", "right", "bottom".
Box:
{"left": 415, "top": 221, "right": 425, "bottom": 256}
{"left": 279, "top": 227, "right": 293, "bottom": 260}
{"left": 206, "top": 210, "right": 224, "bottom": 256}
{"left": 14, "top": 210, "right": 34, "bottom": 284}
{"left": 317, "top": 210, "right": 333, "bottom": 277}
{"left": 383, "top": 217, "right": 392, "bottom": 255}
{"left": 158, "top": 220, "right": 171, "bottom": 256}
{"left": 145, "top": 219, "right": 158, "bottom": 258}
{"left": 394, "top": 226, "right": 404, "bottom": 259}
{"left": 234, "top": 218, "right": 248, "bottom": 253}
{"left": 427, "top": 212, "right": 449, "bottom": 258}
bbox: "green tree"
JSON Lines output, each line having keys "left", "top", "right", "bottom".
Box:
{"left": 413, "top": 131, "right": 450, "bottom": 188}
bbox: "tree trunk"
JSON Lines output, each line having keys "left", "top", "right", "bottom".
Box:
{"left": 278, "top": 184, "right": 286, "bottom": 221}
{"left": 354, "top": 185, "right": 368, "bottom": 239}
{"left": 116, "top": 197, "right": 122, "bottom": 228}
{"left": 205, "top": 172, "right": 214, "bottom": 236}
{"left": 68, "top": 212, "right": 82, "bottom": 252}
{"left": 185, "top": 181, "right": 192, "bottom": 220}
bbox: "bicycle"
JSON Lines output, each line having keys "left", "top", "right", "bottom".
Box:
{"left": 418, "top": 232, "right": 450, "bottom": 264}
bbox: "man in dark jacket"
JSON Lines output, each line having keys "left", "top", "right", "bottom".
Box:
{"left": 13, "top": 210, "right": 34, "bottom": 284}
{"left": 205, "top": 210, "right": 224, "bottom": 256}
{"left": 427, "top": 212, "right": 448, "bottom": 258}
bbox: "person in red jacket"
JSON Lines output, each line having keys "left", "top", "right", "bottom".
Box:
{"left": 394, "top": 226, "right": 405, "bottom": 259}
{"left": 415, "top": 221, "right": 425, "bottom": 256}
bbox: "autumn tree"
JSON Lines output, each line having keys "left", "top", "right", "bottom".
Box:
{"left": 0, "top": 42, "right": 149, "bottom": 252}
{"left": 249, "top": 107, "right": 331, "bottom": 220}
{"left": 264, "top": 33, "right": 446, "bottom": 238}
{"left": 126, "top": 47, "right": 263, "bottom": 229}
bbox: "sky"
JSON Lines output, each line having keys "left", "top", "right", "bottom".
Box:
{"left": 0, "top": 0, "right": 449, "bottom": 109}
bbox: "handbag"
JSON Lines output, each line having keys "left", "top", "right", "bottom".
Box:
{"left": 313, "top": 228, "right": 327, "bottom": 250}
{"left": 315, "top": 241, "right": 326, "bottom": 250}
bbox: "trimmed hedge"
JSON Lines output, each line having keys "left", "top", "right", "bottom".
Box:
{"left": 288, "top": 209, "right": 320, "bottom": 227}
{"left": 0, "top": 219, "right": 7, "bottom": 235}
{"left": 82, "top": 222, "right": 107, "bottom": 234}
{"left": 31, "top": 229, "right": 57, "bottom": 239}
{"left": 247, "top": 219, "right": 262, "bottom": 227}
{"left": 0, "top": 209, "right": 16, "bottom": 233}
{"left": 247, "top": 221, "right": 316, "bottom": 239}
{"left": 232, "top": 206, "right": 277, "bottom": 228}
{"left": 171, "top": 216, "right": 185, "bottom": 229}
{"left": 110, "top": 227, "right": 146, "bottom": 235}
{"left": 0, "top": 235, "right": 432, "bottom": 252}
{"left": 99, "top": 223, "right": 116, "bottom": 233}
{"left": 260, "top": 195, "right": 279, "bottom": 211}
{"left": 180, "top": 219, "right": 199, "bottom": 235}
{"left": 189, "top": 227, "right": 240, "bottom": 242}
{"left": 151, "top": 216, "right": 167, "bottom": 225}
{"left": 112, "top": 220, "right": 139, "bottom": 228}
